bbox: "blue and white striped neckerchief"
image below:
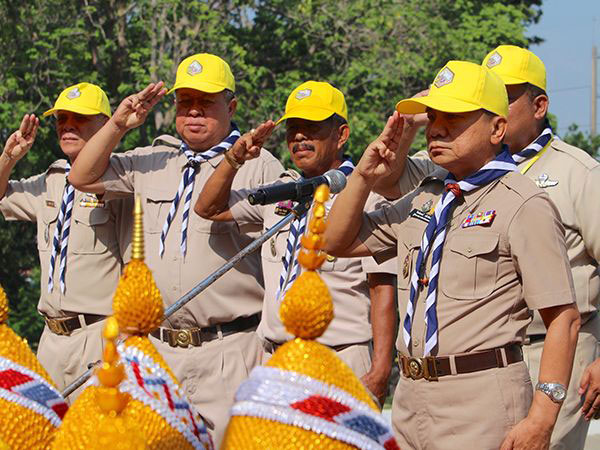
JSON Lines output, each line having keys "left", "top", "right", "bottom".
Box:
{"left": 512, "top": 126, "right": 554, "bottom": 164}
{"left": 159, "top": 124, "right": 241, "bottom": 257}
{"left": 276, "top": 156, "right": 355, "bottom": 301}
{"left": 48, "top": 163, "right": 75, "bottom": 294}
{"left": 404, "top": 147, "right": 517, "bottom": 356}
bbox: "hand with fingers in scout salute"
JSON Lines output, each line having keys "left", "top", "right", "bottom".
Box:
{"left": 110, "top": 82, "right": 168, "bottom": 133}
{"left": 2, "top": 114, "right": 40, "bottom": 163}
{"left": 226, "top": 120, "right": 276, "bottom": 166}
{"left": 355, "top": 111, "right": 404, "bottom": 182}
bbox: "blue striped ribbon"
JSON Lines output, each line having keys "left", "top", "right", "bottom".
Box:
{"left": 48, "top": 164, "right": 74, "bottom": 294}
{"left": 159, "top": 124, "right": 240, "bottom": 257}
{"left": 404, "top": 147, "right": 517, "bottom": 356}
{"left": 512, "top": 127, "right": 553, "bottom": 163}
{"left": 276, "top": 156, "right": 355, "bottom": 300}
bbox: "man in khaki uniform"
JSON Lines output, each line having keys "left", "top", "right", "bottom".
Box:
{"left": 377, "top": 45, "right": 600, "bottom": 449}
{"left": 195, "top": 81, "right": 397, "bottom": 405}
{"left": 0, "top": 83, "right": 132, "bottom": 400}
{"left": 67, "top": 53, "right": 282, "bottom": 446}
{"left": 324, "top": 61, "right": 580, "bottom": 449}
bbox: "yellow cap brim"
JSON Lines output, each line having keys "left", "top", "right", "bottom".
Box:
{"left": 395, "top": 95, "right": 481, "bottom": 115}
{"left": 276, "top": 106, "right": 335, "bottom": 125}
{"left": 167, "top": 81, "right": 227, "bottom": 95}
{"left": 43, "top": 104, "right": 110, "bottom": 118}
{"left": 494, "top": 73, "right": 545, "bottom": 91}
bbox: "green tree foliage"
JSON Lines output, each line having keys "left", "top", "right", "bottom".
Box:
{"left": 561, "top": 124, "right": 600, "bottom": 158}
{"left": 0, "top": 0, "right": 542, "bottom": 346}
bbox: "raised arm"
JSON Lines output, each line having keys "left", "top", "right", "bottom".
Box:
{"left": 0, "top": 114, "right": 39, "bottom": 199}
{"left": 372, "top": 90, "right": 429, "bottom": 199}
{"left": 325, "top": 112, "right": 403, "bottom": 257}
{"left": 68, "top": 82, "right": 167, "bottom": 192}
{"left": 195, "top": 120, "right": 275, "bottom": 221}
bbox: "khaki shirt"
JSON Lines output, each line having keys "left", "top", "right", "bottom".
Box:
{"left": 361, "top": 170, "right": 575, "bottom": 356}
{"left": 230, "top": 170, "right": 377, "bottom": 346}
{"left": 362, "top": 193, "right": 397, "bottom": 275}
{"left": 100, "top": 134, "right": 283, "bottom": 328}
{"left": 0, "top": 159, "right": 133, "bottom": 317}
{"left": 399, "top": 140, "right": 600, "bottom": 334}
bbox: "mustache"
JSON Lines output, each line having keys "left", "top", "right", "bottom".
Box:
{"left": 292, "top": 143, "right": 315, "bottom": 153}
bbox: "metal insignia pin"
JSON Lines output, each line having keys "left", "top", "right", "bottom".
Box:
{"left": 403, "top": 254, "right": 410, "bottom": 278}
{"left": 270, "top": 238, "right": 277, "bottom": 257}
{"left": 420, "top": 199, "right": 433, "bottom": 213}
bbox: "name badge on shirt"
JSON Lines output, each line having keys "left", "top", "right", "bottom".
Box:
{"left": 274, "top": 200, "right": 293, "bottom": 216}
{"left": 462, "top": 210, "right": 496, "bottom": 228}
{"left": 45, "top": 200, "right": 56, "bottom": 208}
{"left": 79, "top": 193, "right": 105, "bottom": 209}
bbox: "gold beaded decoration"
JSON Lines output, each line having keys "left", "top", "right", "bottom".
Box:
{"left": 113, "top": 196, "right": 163, "bottom": 335}
{"left": 0, "top": 284, "right": 61, "bottom": 449}
{"left": 223, "top": 185, "right": 380, "bottom": 449}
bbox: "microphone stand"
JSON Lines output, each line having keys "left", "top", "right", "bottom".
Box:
{"left": 61, "top": 199, "right": 311, "bottom": 398}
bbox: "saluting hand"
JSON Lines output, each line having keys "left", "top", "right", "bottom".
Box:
{"left": 2, "top": 114, "right": 39, "bottom": 163}
{"left": 579, "top": 357, "right": 600, "bottom": 420}
{"left": 355, "top": 111, "right": 404, "bottom": 181}
{"left": 111, "top": 82, "right": 167, "bottom": 132}
{"left": 229, "top": 120, "right": 276, "bottom": 162}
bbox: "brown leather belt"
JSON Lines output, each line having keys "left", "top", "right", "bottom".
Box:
{"left": 150, "top": 313, "right": 260, "bottom": 348}
{"left": 398, "top": 344, "right": 523, "bottom": 381}
{"left": 44, "top": 314, "right": 106, "bottom": 336}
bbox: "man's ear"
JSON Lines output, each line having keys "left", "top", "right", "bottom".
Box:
{"left": 337, "top": 123, "right": 350, "bottom": 150}
{"left": 533, "top": 94, "right": 549, "bottom": 121}
{"left": 228, "top": 98, "right": 238, "bottom": 118}
{"left": 490, "top": 115, "right": 508, "bottom": 146}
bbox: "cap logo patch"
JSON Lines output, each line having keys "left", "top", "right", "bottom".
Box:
{"left": 187, "top": 60, "right": 203, "bottom": 76}
{"left": 295, "top": 89, "right": 312, "bottom": 100}
{"left": 486, "top": 51, "right": 502, "bottom": 68}
{"left": 434, "top": 67, "right": 454, "bottom": 88}
{"left": 66, "top": 87, "right": 81, "bottom": 100}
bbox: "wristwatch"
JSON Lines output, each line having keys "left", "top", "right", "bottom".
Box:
{"left": 536, "top": 382, "right": 567, "bottom": 404}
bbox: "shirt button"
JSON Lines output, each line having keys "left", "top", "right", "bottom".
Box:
{"left": 466, "top": 248, "right": 472, "bottom": 253}
{"left": 413, "top": 340, "right": 420, "bottom": 347}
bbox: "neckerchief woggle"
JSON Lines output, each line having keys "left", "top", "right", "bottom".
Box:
{"left": 404, "top": 146, "right": 517, "bottom": 356}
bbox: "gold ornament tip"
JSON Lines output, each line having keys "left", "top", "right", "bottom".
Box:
{"left": 131, "top": 195, "right": 145, "bottom": 261}
{"left": 103, "top": 317, "right": 119, "bottom": 341}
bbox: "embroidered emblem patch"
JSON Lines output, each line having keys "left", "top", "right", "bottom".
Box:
{"left": 420, "top": 199, "right": 433, "bottom": 214}
{"left": 486, "top": 51, "right": 502, "bottom": 68}
{"left": 46, "top": 200, "right": 56, "bottom": 208}
{"left": 462, "top": 210, "right": 496, "bottom": 228}
{"left": 274, "top": 200, "right": 294, "bottom": 216}
{"left": 434, "top": 67, "right": 454, "bottom": 88}
{"left": 187, "top": 60, "right": 203, "bottom": 76}
{"left": 534, "top": 173, "right": 558, "bottom": 188}
{"left": 66, "top": 87, "right": 81, "bottom": 100}
{"left": 79, "top": 193, "right": 105, "bottom": 208}
{"left": 295, "top": 89, "right": 312, "bottom": 100}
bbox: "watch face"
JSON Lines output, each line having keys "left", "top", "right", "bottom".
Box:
{"left": 552, "top": 386, "right": 566, "bottom": 402}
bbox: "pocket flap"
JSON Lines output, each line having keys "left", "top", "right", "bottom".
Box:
{"left": 448, "top": 232, "right": 499, "bottom": 258}
{"left": 145, "top": 187, "right": 175, "bottom": 203}
{"left": 72, "top": 206, "right": 110, "bottom": 226}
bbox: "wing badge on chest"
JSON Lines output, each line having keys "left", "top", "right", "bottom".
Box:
{"left": 534, "top": 173, "right": 558, "bottom": 188}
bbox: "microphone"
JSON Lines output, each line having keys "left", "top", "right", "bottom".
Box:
{"left": 247, "top": 169, "right": 347, "bottom": 206}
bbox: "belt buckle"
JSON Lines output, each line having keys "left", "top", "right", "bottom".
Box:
{"left": 175, "top": 329, "right": 192, "bottom": 348}
{"left": 407, "top": 357, "right": 424, "bottom": 380}
{"left": 47, "top": 318, "right": 69, "bottom": 336}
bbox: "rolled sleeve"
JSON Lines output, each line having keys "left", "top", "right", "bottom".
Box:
{"left": 100, "top": 152, "right": 136, "bottom": 199}
{"left": 358, "top": 204, "right": 405, "bottom": 264}
{"left": 0, "top": 174, "right": 45, "bottom": 222}
{"left": 509, "top": 193, "right": 576, "bottom": 310}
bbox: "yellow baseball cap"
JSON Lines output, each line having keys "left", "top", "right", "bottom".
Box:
{"left": 396, "top": 60, "right": 508, "bottom": 117}
{"left": 168, "top": 53, "right": 235, "bottom": 95}
{"left": 43, "top": 82, "right": 111, "bottom": 118}
{"left": 277, "top": 81, "right": 348, "bottom": 125}
{"left": 482, "top": 45, "right": 546, "bottom": 91}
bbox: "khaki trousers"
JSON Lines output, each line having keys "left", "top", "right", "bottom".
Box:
{"left": 151, "top": 330, "right": 263, "bottom": 448}
{"left": 392, "top": 361, "right": 533, "bottom": 449}
{"left": 524, "top": 315, "right": 600, "bottom": 450}
{"left": 37, "top": 319, "right": 105, "bottom": 404}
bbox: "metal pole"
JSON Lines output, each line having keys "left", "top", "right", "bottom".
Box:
{"left": 592, "top": 46, "right": 597, "bottom": 138}
{"left": 60, "top": 202, "right": 309, "bottom": 398}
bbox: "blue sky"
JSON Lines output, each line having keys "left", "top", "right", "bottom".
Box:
{"left": 529, "top": 0, "right": 600, "bottom": 135}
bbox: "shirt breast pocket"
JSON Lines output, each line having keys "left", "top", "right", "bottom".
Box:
{"left": 440, "top": 231, "right": 499, "bottom": 300}
{"left": 38, "top": 205, "right": 59, "bottom": 252}
{"left": 261, "top": 225, "right": 290, "bottom": 263}
{"left": 70, "top": 207, "right": 112, "bottom": 254}
{"left": 397, "top": 226, "right": 424, "bottom": 290}
{"left": 144, "top": 188, "right": 174, "bottom": 234}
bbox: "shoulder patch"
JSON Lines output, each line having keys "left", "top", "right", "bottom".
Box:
{"left": 152, "top": 134, "right": 182, "bottom": 149}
